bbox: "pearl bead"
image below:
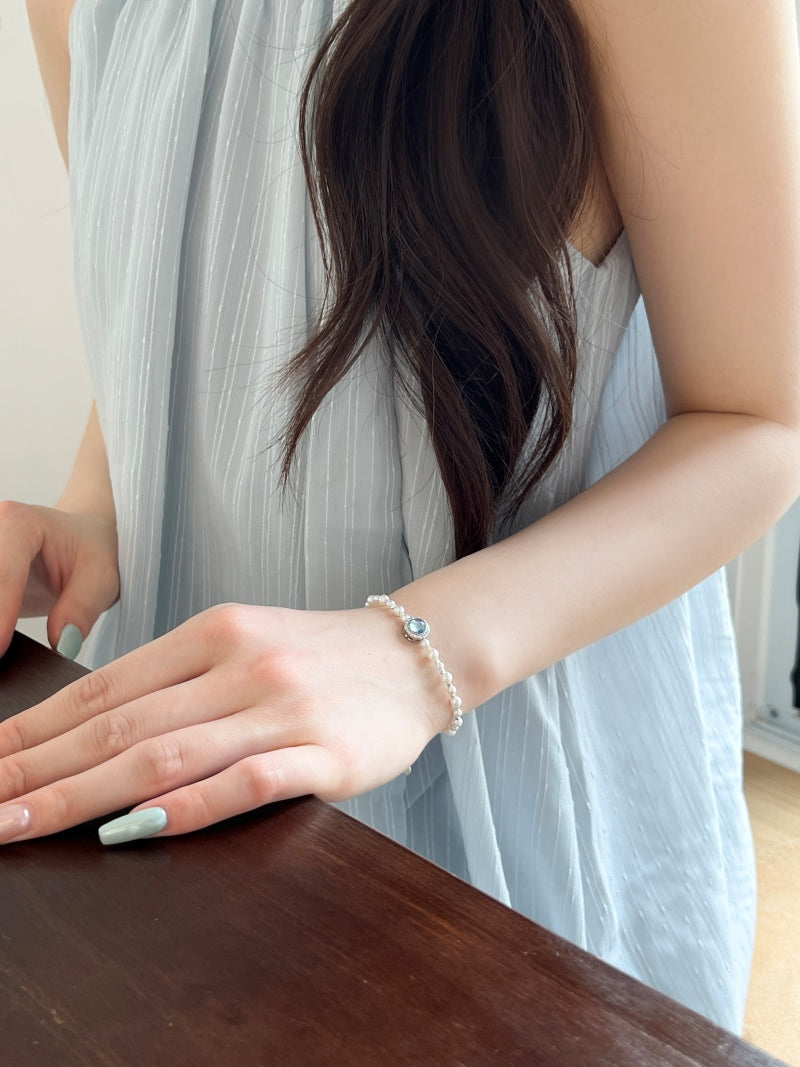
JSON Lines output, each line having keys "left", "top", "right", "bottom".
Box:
{"left": 365, "top": 594, "right": 464, "bottom": 737}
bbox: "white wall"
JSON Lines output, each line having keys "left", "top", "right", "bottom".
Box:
{"left": 0, "top": 6, "right": 91, "bottom": 642}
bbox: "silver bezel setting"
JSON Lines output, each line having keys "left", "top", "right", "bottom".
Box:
{"left": 365, "top": 594, "right": 464, "bottom": 736}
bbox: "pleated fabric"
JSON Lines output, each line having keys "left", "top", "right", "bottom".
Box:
{"left": 68, "top": 0, "right": 755, "bottom": 1030}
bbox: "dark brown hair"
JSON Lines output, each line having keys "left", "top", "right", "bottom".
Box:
{"left": 283, "top": 0, "right": 596, "bottom": 558}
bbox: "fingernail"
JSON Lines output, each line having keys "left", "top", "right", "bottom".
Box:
{"left": 0, "top": 804, "right": 32, "bottom": 844}
{"left": 98, "top": 807, "right": 168, "bottom": 846}
{"left": 56, "top": 623, "right": 83, "bottom": 661}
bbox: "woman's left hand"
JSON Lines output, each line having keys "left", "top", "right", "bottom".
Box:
{"left": 0, "top": 603, "right": 446, "bottom": 844}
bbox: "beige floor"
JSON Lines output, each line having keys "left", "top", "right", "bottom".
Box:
{"left": 742, "top": 751, "right": 800, "bottom": 1065}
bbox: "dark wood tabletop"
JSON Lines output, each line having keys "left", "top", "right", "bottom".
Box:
{"left": 0, "top": 631, "right": 786, "bottom": 1066}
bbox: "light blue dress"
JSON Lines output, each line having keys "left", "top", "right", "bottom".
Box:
{"left": 68, "top": 0, "right": 756, "bottom": 1030}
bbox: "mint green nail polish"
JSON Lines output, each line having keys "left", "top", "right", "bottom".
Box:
{"left": 98, "top": 807, "right": 168, "bottom": 846}
{"left": 56, "top": 623, "right": 83, "bottom": 661}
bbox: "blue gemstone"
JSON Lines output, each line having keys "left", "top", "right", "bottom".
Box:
{"left": 404, "top": 617, "right": 430, "bottom": 642}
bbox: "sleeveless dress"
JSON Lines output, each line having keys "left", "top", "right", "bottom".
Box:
{"left": 67, "top": 0, "right": 756, "bottom": 1030}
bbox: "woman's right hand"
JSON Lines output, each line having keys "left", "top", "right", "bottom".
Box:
{"left": 0, "top": 500, "right": 119, "bottom": 659}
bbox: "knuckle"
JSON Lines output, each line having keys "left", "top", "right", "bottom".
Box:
{"left": 1, "top": 753, "right": 32, "bottom": 798}
{"left": 0, "top": 716, "right": 28, "bottom": 757}
{"left": 201, "top": 603, "right": 252, "bottom": 648}
{"left": 70, "top": 668, "right": 116, "bottom": 718}
{"left": 256, "top": 646, "right": 305, "bottom": 695}
{"left": 89, "top": 709, "right": 137, "bottom": 761}
{"left": 136, "top": 738, "right": 186, "bottom": 791}
{"left": 180, "top": 790, "right": 213, "bottom": 829}
{"left": 241, "top": 757, "right": 282, "bottom": 807}
{"left": 0, "top": 501, "right": 37, "bottom": 565}
{"left": 0, "top": 501, "right": 43, "bottom": 558}
{"left": 0, "top": 499, "right": 33, "bottom": 533}
{"left": 0, "top": 499, "right": 25, "bottom": 528}
{"left": 46, "top": 783, "right": 76, "bottom": 828}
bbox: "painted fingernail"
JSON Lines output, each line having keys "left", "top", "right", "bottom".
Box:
{"left": 0, "top": 804, "right": 32, "bottom": 844}
{"left": 56, "top": 623, "right": 83, "bottom": 661}
{"left": 98, "top": 807, "right": 168, "bottom": 846}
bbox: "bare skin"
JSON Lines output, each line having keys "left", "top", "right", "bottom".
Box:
{"left": 1, "top": 0, "right": 799, "bottom": 843}
{"left": 4, "top": 4, "right": 118, "bottom": 656}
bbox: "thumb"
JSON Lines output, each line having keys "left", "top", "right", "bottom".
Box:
{"left": 47, "top": 579, "right": 110, "bottom": 660}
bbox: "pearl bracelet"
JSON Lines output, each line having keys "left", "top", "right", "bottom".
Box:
{"left": 365, "top": 594, "right": 464, "bottom": 736}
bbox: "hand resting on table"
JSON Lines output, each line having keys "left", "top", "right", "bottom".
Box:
{"left": 0, "top": 603, "right": 445, "bottom": 844}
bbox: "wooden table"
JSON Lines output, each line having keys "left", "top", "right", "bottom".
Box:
{"left": 0, "top": 632, "right": 785, "bottom": 1066}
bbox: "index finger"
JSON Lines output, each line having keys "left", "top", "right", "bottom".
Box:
{"left": 0, "top": 619, "right": 213, "bottom": 758}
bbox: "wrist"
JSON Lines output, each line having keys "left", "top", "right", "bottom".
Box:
{"left": 365, "top": 595, "right": 464, "bottom": 735}
{"left": 56, "top": 403, "right": 117, "bottom": 524}
{"left": 390, "top": 564, "right": 509, "bottom": 716}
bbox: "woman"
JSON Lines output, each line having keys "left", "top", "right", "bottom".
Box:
{"left": 3, "top": 0, "right": 800, "bottom": 1031}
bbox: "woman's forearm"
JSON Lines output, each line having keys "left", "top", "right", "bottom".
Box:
{"left": 26, "top": 0, "right": 75, "bottom": 166}
{"left": 396, "top": 412, "right": 800, "bottom": 713}
{"left": 56, "top": 402, "right": 116, "bottom": 524}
